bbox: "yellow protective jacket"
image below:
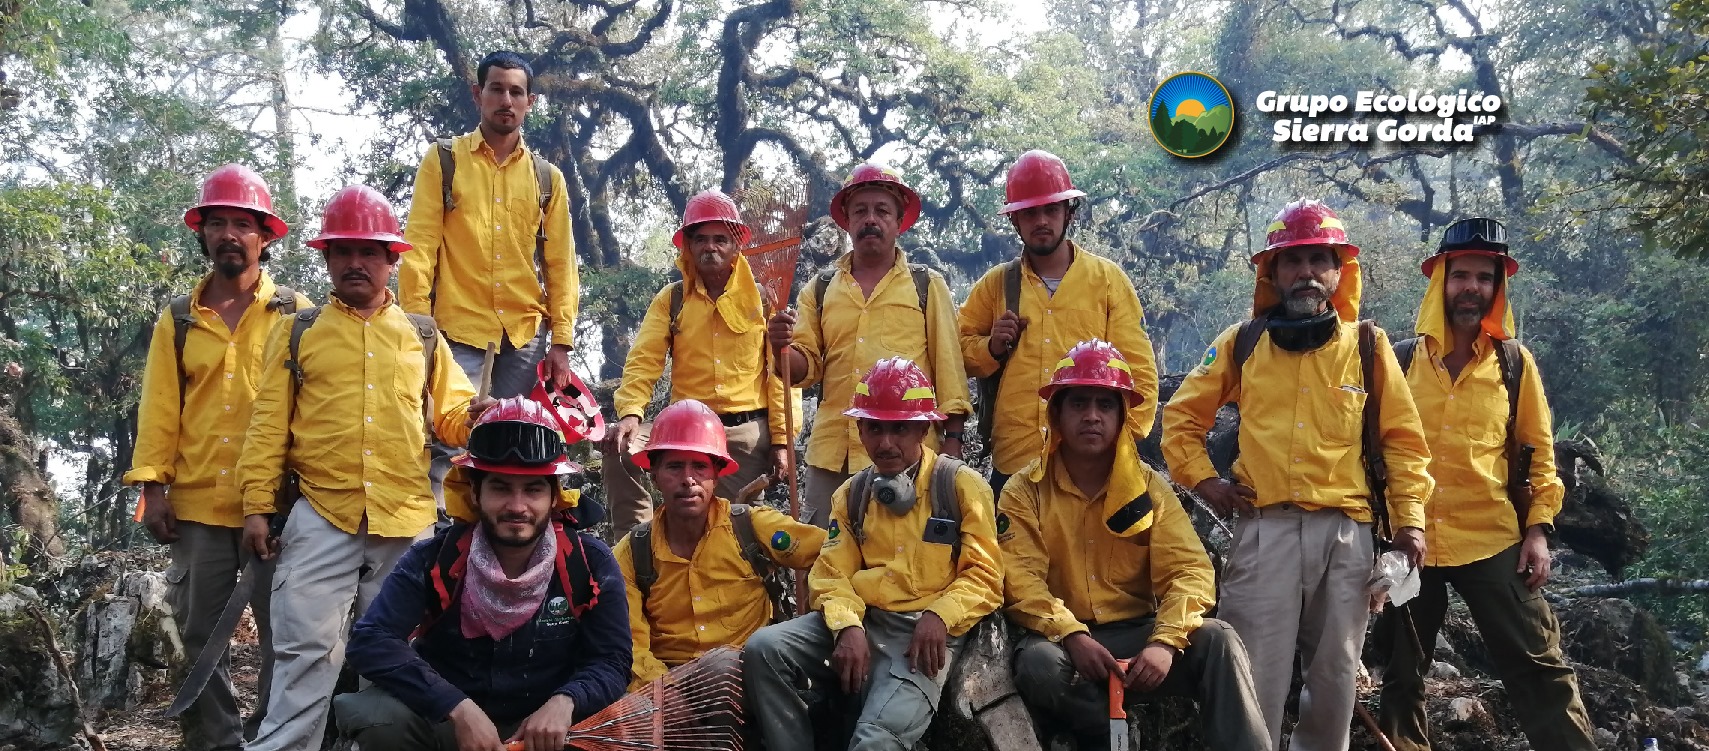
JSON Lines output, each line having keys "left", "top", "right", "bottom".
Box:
{"left": 614, "top": 253, "right": 795, "bottom": 444}
{"left": 1405, "top": 262, "right": 1563, "bottom": 567}
{"left": 958, "top": 244, "right": 1159, "bottom": 474}
{"left": 998, "top": 437, "right": 1214, "bottom": 649}
{"left": 238, "top": 293, "right": 477, "bottom": 537}
{"left": 789, "top": 250, "right": 971, "bottom": 472}
{"left": 124, "top": 273, "right": 312, "bottom": 527}
{"left": 1161, "top": 258, "right": 1433, "bottom": 530}
{"left": 613, "top": 497, "right": 824, "bottom": 689}
{"left": 399, "top": 130, "right": 579, "bottom": 349}
{"left": 810, "top": 449, "right": 1003, "bottom": 636}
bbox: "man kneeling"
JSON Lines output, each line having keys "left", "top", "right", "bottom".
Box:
{"left": 1002, "top": 340, "right": 1269, "bottom": 750}
{"left": 335, "top": 397, "right": 631, "bottom": 751}
{"left": 744, "top": 358, "right": 1003, "bottom": 751}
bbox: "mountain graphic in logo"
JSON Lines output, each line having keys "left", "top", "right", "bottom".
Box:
{"left": 1149, "top": 72, "right": 1235, "bottom": 158}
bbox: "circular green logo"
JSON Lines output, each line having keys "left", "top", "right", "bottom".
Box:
{"left": 828, "top": 520, "right": 841, "bottom": 539}
{"left": 547, "top": 596, "right": 568, "bottom": 616}
{"left": 1200, "top": 345, "right": 1218, "bottom": 369}
{"left": 1148, "top": 72, "right": 1235, "bottom": 158}
{"left": 771, "top": 530, "right": 792, "bottom": 550}
{"left": 996, "top": 513, "right": 1010, "bottom": 535}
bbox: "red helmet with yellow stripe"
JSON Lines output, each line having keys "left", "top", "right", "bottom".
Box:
{"left": 843, "top": 357, "right": 945, "bottom": 421}
{"left": 1257, "top": 199, "right": 1360, "bottom": 263}
{"left": 1038, "top": 339, "right": 1143, "bottom": 407}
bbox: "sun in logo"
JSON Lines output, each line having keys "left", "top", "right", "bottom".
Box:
{"left": 1149, "top": 72, "right": 1235, "bottom": 158}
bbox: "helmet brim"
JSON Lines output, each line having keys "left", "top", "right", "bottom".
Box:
{"left": 1038, "top": 381, "right": 1143, "bottom": 407}
{"left": 1251, "top": 239, "right": 1361, "bottom": 266}
{"left": 630, "top": 444, "right": 740, "bottom": 477}
{"left": 307, "top": 233, "right": 413, "bottom": 253}
{"left": 841, "top": 407, "right": 946, "bottom": 421}
{"left": 452, "top": 453, "right": 581, "bottom": 476}
{"left": 1422, "top": 248, "right": 1518, "bottom": 278}
{"left": 185, "top": 205, "right": 290, "bottom": 239}
{"left": 1000, "top": 189, "right": 1087, "bottom": 216}
{"left": 831, "top": 182, "right": 922, "bottom": 234}
{"left": 672, "top": 221, "right": 754, "bottom": 252}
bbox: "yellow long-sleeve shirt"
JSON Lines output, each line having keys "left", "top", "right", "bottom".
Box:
{"left": 399, "top": 130, "right": 579, "bottom": 348}
{"left": 998, "top": 442, "right": 1215, "bottom": 649}
{"left": 123, "top": 273, "right": 311, "bottom": 527}
{"left": 1161, "top": 320, "right": 1434, "bottom": 531}
{"left": 809, "top": 449, "right": 1003, "bottom": 637}
{"left": 613, "top": 498, "right": 825, "bottom": 688}
{"left": 614, "top": 258, "right": 793, "bottom": 444}
{"left": 958, "top": 245, "right": 1160, "bottom": 474}
{"left": 789, "top": 250, "right": 971, "bottom": 472}
{"left": 1405, "top": 336, "right": 1563, "bottom": 567}
{"left": 238, "top": 294, "right": 477, "bottom": 537}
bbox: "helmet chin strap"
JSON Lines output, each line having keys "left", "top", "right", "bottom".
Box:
{"left": 1266, "top": 308, "right": 1340, "bottom": 352}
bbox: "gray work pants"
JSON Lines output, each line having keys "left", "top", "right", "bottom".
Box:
{"left": 428, "top": 326, "right": 551, "bottom": 505}
{"left": 334, "top": 686, "right": 523, "bottom": 751}
{"left": 167, "top": 521, "right": 275, "bottom": 751}
{"left": 802, "top": 466, "right": 853, "bottom": 528}
{"left": 602, "top": 417, "right": 773, "bottom": 541}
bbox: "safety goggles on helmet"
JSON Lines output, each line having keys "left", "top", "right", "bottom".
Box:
{"left": 467, "top": 420, "right": 567, "bottom": 466}
{"left": 1440, "top": 217, "right": 1507, "bottom": 250}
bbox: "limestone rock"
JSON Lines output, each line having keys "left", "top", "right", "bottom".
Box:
{"left": 0, "top": 586, "right": 87, "bottom": 750}
{"left": 75, "top": 571, "right": 176, "bottom": 717}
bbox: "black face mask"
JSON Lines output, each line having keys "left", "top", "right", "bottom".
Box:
{"left": 1266, "top": 308, "right": 1339, "bottom": 352}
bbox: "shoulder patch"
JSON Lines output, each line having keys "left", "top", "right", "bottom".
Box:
{"left": 546, "top": 596, "right": 569, "bottom": 617}
{"left": 1198, "top": 345, "right": 1218, "bottom": 371}
{"left": 770, "top": 530, "right": 792, "bottom": 551}
{"left": 828, "top": 519, "right": 841, "bottom": 540}
{"left": 996, "top": 512, "right": 1010, "bottom": 535}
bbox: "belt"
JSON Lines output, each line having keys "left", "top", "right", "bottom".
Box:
{"left": 719, "top": 409, "right": 766, "bottom": 427}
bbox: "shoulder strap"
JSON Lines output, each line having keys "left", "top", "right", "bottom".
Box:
{"left": 929, "top": 457, "right": 965, "bottom": 565}
{"left": 415, "top": 525, "right": 473, "bottom": 639}
{"left": 1393, "top": 336, "right": 1421, "bottom": 375}
{"left": 812, "top": 267, "right": 837, "bottom": 311}
{"left": 1357, "top": 320, "right": 1390, "bottom": 541}
{"left": 908, "top": 263, "right": 931, "bottom": 312}
{"left": 1002, "top": 259, "right": 1023, "bottom": 315}
{"left": 285, "top": 308, "right": 323, "bottom": 386}
{"left": 530, "top": 152, "right": 552, "bottom": 291}
{"left": 1493, "top": 337, "right": 1525, "bottom": 446}
{"left": 846, "top": 467, "right": 875, "bottom": 546}
{"left": 630, "top": 522, "right": 658, "bottom": 600}
{"left": 406, "top": 313, "right": 441, "bottom": 448}
{"left": 435, "top": 138, "right": 457, "bottom": 213}
{"left": 667, "top": 281, "right": 685, "bottom": 346}
{"left": 268, "top": 286, "right": 299, "bottom": 315}
{"left": 975, "top": 261, "right": 1026, "bottom": 449}
{"left": 170, "top": 294, "right": 195, "bottom": 404}
{"left": 1233, "top": 316, "right": 1268, "bottom": 370}
{"left": 728, "top": 503, "right": 790, "bottom": 622}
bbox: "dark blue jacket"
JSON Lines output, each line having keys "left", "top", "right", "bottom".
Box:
{"left": 347, "top": 524, "right": 632, "bottom": 725}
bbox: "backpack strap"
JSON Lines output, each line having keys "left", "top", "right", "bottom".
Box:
{"left": 729, "top": 504, "right": 790, "bottom": 623}
{"left": 1393, "top": 336, "right": 1422, "bottom": 375}
{"left": 811, "top": 267, "right": 837, "bottom": 311}
{"left": 907, "top": 263, "right": 931, "bottom": 312}
{"left": 169, "top": 294, "right": 196, "bottom": 404}
{"left": 268, "top": 286, "right": 299, "bottom": 315}
{"left": 1232, "top": 315, "right": 1269, "bottom": 370}
{"left": 284, "top": 308, "right": 323, "bottom": 387}
{"left": 550, "top": 520, "right": 601, "bottom": 618}
{"left": 630, "top": 521, "right": 658, "bottom": 600}
{"left": 435, "top": 138, "right": 458, "bottom": 213}
{"left": 406, "top": 313, "right": 441, "bottom": 449}
{"left": 974, "top": 261, "right": 1024, "bottom": 448}
{"left": 531, "top": 152, "right": 553, "bottom": 290}
{"left": 846, "top": 467, "right": 876, "bottom": 546}
{"left": 666, "top": 281, "right": 685, "bottom": 346}
{"left": 414, "top": 524, "right": 475, "bottom": 639}
{"left": 1357, "top": 320, "right": 1391, "bottom": 542}
{"left": 928, "top": 456, "right": 965, "bottom": 565}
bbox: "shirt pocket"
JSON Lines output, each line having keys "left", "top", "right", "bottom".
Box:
{"left": 1315, "top": 384, "right": 1366, "bottom": 446}
{"left": 878, "top": 297, "right": 929, "bottom": 356}
{"left": 392, "top": 341, "right": 429, "bottom": 400}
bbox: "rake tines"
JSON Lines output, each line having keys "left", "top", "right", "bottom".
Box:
{"left": 509, "top": 648, "right": 746, "bottom": 751}
{"left": 732, "top": 181, "right": 808, "bottom": 312}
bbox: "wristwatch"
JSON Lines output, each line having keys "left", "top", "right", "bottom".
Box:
{"left": 942, "top": 430, "right": 966, "bottom": 441}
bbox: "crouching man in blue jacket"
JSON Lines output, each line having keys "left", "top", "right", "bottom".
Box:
{"left": 336, "top": 397, "right": 631, "bottom": 751}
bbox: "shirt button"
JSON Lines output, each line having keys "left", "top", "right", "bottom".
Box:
{"left": 367, "top": 352, "right": 374, "bottom": 358}
{"left": 1444, "top": 425, "right": 1451, "bottom": 430}
{"left": 366, "top": 416, "right": 374, "bottom": 423}
{"left": 495, "top": 198, "right": 502, "bottom": 204}
{"left": 1296, "top": 422, "right": 1304, "bottom": 428}
{"left": 367, "top": 384, "right": 374, "bottom": 390}
{"left": 365, "top": 449, "right": 373, "bottom": 456}
{"left": 225, "top": 405, "right": 233, "bottom": 411}
{"left": 698, "top": 625, "right": 706, "bottom": 631}
{"left": 222, "top": 437, "right": 230, "bottom": 443}
{"left": 1044, "top": 338, "right": 1050, "bottom": 343}
{"left": 495, "top": 224, "right": 502, "bottom": 230}
{"left": 1300, "top": 387, "right": 1309, "bottom": 393}
{"left": 364, "top": 481, "right": 373, "bottom": 487}
{"left": 1448, "top": 395, "right": 1455, "bottom": 400}
{"left": 858, "top": 337, "right": 864, "bottom": 343}
{"left": 1293, "top": 457, "right": 1301, "bottom": 463}
{"left": 715, "top": 359, "right": 721, "bottom": 364}
{"left": 497, "top": 309, "right": 504, "bottom": 314}
{"left": 896, "top": 545, "right": 904, "bottom": 552}
{"left": 1047, "top": 310, "right": 1054, "bottom": 315}
{"left": 1292, "top": 491, "right": 1301, "bottom": 497}
{"left": 220, "top": 469, "right": 228, "bottom": 475}
{"left": 694, "top": 596, "right": 702, "bottom": 602}
{"left": 495, "top": 283, "right": 502, "bottom": 288}
{"left": 1089, "top": 575, "right": 1097, "bottom": 581}
{"left": 225, "top": 373, "right": 234, "bottom": 380}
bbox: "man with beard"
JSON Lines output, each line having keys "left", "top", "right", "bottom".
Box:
{"left": 400, "top": 50, "right": 579, "bottom": 506}
{"left": 958, "top": 151, "right": 1158, "bottom": 491}
{"left": 1003, "top": 339, "right": 1269, "bottom": 751}
{"left": 1162, "top": 199, "right": 1433, "bottom": 751}
{"left": 334, "top": 397, "right": 630, "bottom": 751}
{"left": 614, "top": 399, "right": 824, "bottom": 688}
{"left": 605, "top": 191, "right": 793, "bottom": 539}
{"left": 238, "top": 185, "right": 493, "bottom": 751}
{"left": 1376, "top": 219, "right": 1595, "bottom": 750}
{"left": 766, "top": 164, "right": 971, "bottom": 526}
{"left": 744, "top": 358, "right": 1002, "bottom": 751}
{"left": 124, "top": 164, "right": 308, "bottom": 751}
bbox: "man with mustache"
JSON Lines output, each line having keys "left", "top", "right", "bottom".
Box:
{"left": 744, "top": 358, "right": 1002, "bottom": 751}
{"left": 1375, "top": 219, "right": 1594, "bottom": 750}
{"left": 1003, "top": 340, "right": 1268, "bottom": 750}
{"left": 1162, "top": 199, "right": 1434, "bottom": 751}
{"left": 399, "top": 50, "right": 579, "bottom": 507}
{"left": 238, "top": 185, "right": 494, "bottom": 751}
{"left": 335, "top": 397, "right": 630, "bottom": 751}
{"left": 604, "top": 191, "right": 795, "bottom": 539}
{"left": 958, "top": 151, "right": 1158, "bottom": 492}
{"left": 613, "top": 399, "right": 824, "bottom": 688}
{"left": 766, "top": 164, "right": 971, "bottom": 527}
{"left": 124, "top": 164, "right": 308, "bottom": 751}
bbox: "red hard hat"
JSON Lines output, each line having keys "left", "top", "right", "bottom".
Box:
{"left": 453, "top": 397, "right": 581, "bottom": 476}
{"left": 1038, "top": 339, "right": 1143, "bottom": 407}
{"left": 830, "top": 163, "right": 922, "bottom": 234}
{"left": 529, "top": 361, "right": 606, "bottom": 445}
{"left": 673, "top": 190, "right": 753, "bottom": 251}
{"left": 184, "top": 164, "right": 290, "bottom": 238}
{"left": 632, "top": 400, "right": 738, "bottom": 476}
{"left": 307, "top": 185, "right": 412, "bottom": 253}
{"left": 843, "top": 357, "right": 946, "bottom": 421}
{"left": 1000, "top": 150, "right": 1087, "bottom": 215}
{"left": 1257, "top": 199, "right": 1360, "bottom": 262}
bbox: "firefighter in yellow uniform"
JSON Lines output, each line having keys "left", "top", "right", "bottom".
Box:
{"left": 767, "top": 164, "right": 972, "bottom": 526}
{"left": 1004, "top": 340, "right": 1268, "bottom": 751}
{"left": 125, "top": 164, "right": 310, "bottom": 751}
{"left": 959, "top": 151, "right": 1158, "bottom": 491}
{"left": 1376, "top": 218, "right": 1595, "bottom": 751}
{"left": 614, "top": 399, "right": 825, "bottom": 689}
{"left": 606, "top": 191, "right": 794, "bottom": 539}
{"left": 1162, "top": 200, "right": 1434, "bottom": 751}
{"left": 744, "top": 359, "right": 1002, "bottom": 751}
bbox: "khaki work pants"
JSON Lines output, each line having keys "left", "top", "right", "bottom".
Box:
{"left": 602, "top": 417, "right": 772, "bottom": 540}
{"left": 1376, "top": 543, "right": 1596, "bottom": 751}
{"left": 246, "top": 499, "right": 429, "bottom": 751}
{"left": 1217, "top": 503, "right": 1373, "bottom": 751}
{"left": 333, "top": 686, "right": 524, "bottom": 751}
{"left": 743, "top": 610, "right": 967, "bottom": 751}
{"left": 1012, "top": 617, "right": 1271, "bottom": 751}
{"left": 801, "top": 465, "right": 853, "bottom": 528}
{"left": 167, "top": 521, "right": 275, "bottom": 751}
